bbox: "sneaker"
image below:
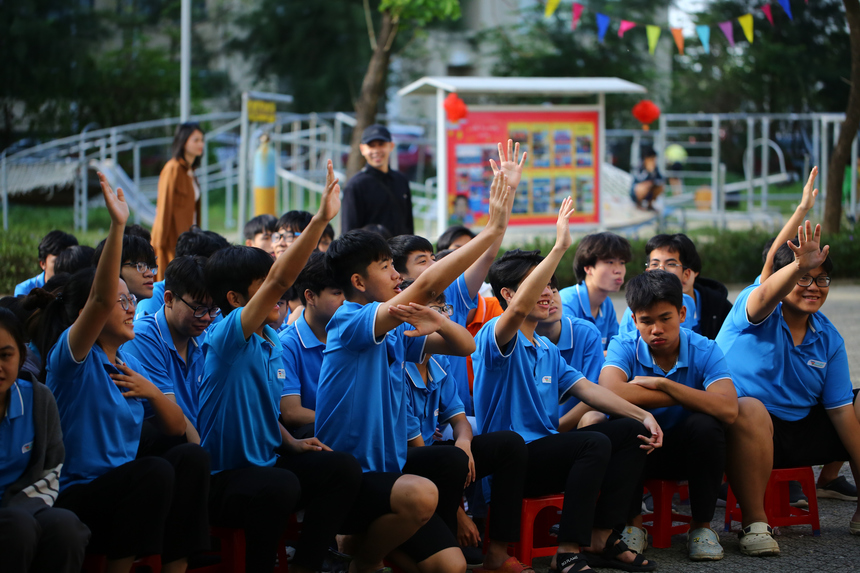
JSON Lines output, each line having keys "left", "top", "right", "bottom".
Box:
{"left": 687, "top": 528, "right": 724, "bottom": 561}
{"left": 817, "top": 476, "right": 858, "bottom": 501}
{"left": 738, "top": 522, "right": 780, "bottom": 556}
{"left": 789, "top": 480, "right": 808, "bottom": 508}
{"left": 620, "top": 525, "right": 648, "bottom": 554}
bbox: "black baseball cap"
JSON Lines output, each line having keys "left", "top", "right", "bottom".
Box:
{"left": 361, "top": 124, "right": 392, "bottom": 144}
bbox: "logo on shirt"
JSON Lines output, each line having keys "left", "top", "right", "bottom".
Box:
{"left": 542, "top": 376, "right": 552, "bottom": 384}
{"left": 277, "top": 369, "right": 286, "bottom": 379}
{"left": 22, "top": 442, "right": 32, "bottom": 454}
{"left": 807, "top": 359, "right": 827, "bottom": 369}
{"left": 434, "top": 409, "right": 440, "bottom": 417}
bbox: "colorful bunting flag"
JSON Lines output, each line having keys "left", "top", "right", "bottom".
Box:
{"left": 697, "top": 25, "right": 711, "bottom": 54}
{"left": 596, "top": 13, "right": 611, "bottom": 43}
{"left": 544, "top": 0, "right": 561, "bottom": 18}
{"left": 647, "top": 25, "right": 661, "bottom": 55}
{"left": 762, "top": 4, "right": 775, "bottom": 26}
{"left": 719, "top": 21, "right": 735, "bottom": 46}
{"left": 738, "top": 14, "right": 754, "bottom": 43}
{"left": 671, "top": 28, "right": 685, "bottom": 55}
{"left": 778, "top": 0, "right": 793, "bottom": 20}
{"left": 619, "top": 20, "right": 637, "bottom": 38}
{"left": 572, "top": 3, "right": 584, "bottom": 30}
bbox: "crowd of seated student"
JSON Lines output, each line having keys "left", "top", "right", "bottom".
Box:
{"left": 3, "top": 153, "right": 859, "bottom": 573}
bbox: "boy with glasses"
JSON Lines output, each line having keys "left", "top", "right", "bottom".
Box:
{"left": 93, "top": 234, "right": 157, "bottom": 305}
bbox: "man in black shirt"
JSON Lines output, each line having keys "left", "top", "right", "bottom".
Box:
{"left": 342, "top": 124, "right": 415, "bottom": 236}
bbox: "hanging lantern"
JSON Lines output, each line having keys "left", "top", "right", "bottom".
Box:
{"left": 632, "top": 100, "right": 661, "bottom": 131}
{"left": 444, "top": 93, "right": 469, "bottom": 123}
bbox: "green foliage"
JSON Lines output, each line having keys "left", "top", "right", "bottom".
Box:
{"left": 0, "top": 229, "right": 42, "bottom": 296}
{"left": 380, "top": 0, "right": 461, "bottom": 24}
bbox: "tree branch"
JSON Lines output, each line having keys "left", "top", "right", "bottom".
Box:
{"left": 363, "top": 0, "right": 377, "bottom": 51}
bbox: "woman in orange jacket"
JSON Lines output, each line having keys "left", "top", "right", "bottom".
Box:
{"left": 151, "top": 122, "right": 205, "bottom": 280}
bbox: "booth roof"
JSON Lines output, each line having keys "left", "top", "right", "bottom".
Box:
{"left": 397, "top": 76, "right": 647, "bottom": 97}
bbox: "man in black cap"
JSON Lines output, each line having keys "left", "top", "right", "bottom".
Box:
{"left": 342, "top": 124, "right": 414, "bottom": 236}
{"left": 630, "top": 146, "right": 665, "bottom": 211}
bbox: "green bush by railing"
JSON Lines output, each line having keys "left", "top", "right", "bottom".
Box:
{"left": 1, "top": 229, "right": 44, "bottom": 296}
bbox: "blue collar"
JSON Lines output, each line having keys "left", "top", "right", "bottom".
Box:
{"left": 5, "top": 382, "right": 24, "bottom": 420}
{"left": 575, "top": 283, "right": 602, "bottom": 318}
{"left": 295, "top": 311, "right": 325, "bottom": 350}
{"left": 405, "top": 356, "right": 447, "bottom": 392}
{"left": 778, "top": 303, "right": 821, "bottom": 346}
{"left": 635, "top": 329, "right": 689, "bottom": 376}
{"left": 556, "top": 317, "right": 574, "bottom": 351}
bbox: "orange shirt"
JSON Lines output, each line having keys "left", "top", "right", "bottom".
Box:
{"left": 466, "top": 295, "right": 504, "bottom": 390}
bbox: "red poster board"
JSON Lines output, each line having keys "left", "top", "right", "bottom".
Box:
{"left": 446, "top": 109, "right": 600, "bottom": 226}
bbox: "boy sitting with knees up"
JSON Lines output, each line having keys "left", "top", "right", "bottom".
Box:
{"left": 243, "top": 214, "right": 277, "bottom": 256}
{"left": 474, "top": 198, "right": 661, "bottom": 573}
{"left": 315, "top": 169, "right": 515, "bottom": 573}
{"left": 600, "top": 270, "right": 738, "bottom": 561}
{"left": 14, "top": 230, "right": 78, "bottom": 296}
{"left": 560, "top": 232, "right": 632, "bottom": 350}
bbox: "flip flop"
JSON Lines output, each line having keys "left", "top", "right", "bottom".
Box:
{"left": 471, "top": 556, "right": 535, "bottom": 573}
{"left": 583, "top": 531, "right": 656, "bottom": 572}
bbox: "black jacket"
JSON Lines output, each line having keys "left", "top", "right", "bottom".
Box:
{"left": 694, "top": 276, "right": 733, "bottom": 340}
{"left": 341, "top": 165, "right": 414, "bottom": 236}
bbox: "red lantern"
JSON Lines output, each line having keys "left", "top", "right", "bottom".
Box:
{"left": 632, "top": 100, "right": 661, "bottom": 131}
{"left": 444, "top": 93, "right": 468, "bottom": 123}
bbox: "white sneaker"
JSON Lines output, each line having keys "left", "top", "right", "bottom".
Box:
{"left": 738, "top": 522, "right": 780, "bottom": 556}
{"left": 619, "top": 526, "right": 648, "bottom": 554}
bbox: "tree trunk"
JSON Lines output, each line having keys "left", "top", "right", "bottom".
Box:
{"left": 823, "top": 0, "right": 860, "bottom": 233}
{"left": 346, "top": 11, "right": 399, "bottom": 180}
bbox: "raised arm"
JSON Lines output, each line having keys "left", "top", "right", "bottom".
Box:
{"left": 747, "top": 220, "right": 830, "bottom": 324}
{"left": 761, "top": 167, "right": 819, "bottom": 282}
{"left": 241, "top": 161, "right": 341, "bottom": 339}
{"left": 494, "top": 197, "right": 575, "bottom": 348}
{"left": 387, "top": 303, "right": 476, "bottom": 356}
{"left": 68, "top": 173, "right": 129, "bottom": 361}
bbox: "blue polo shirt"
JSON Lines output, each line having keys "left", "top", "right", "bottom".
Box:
{"left": 46, "top": 329, "right": 145, "bottom": 489}
{"left": 553, "top": 316, "right": 606, "bottom": 416}
{"left": 124, "top": 309, "right": 206, "bottom": 428}
{"left": 134, "top": 280, "right": 165, "bottom": 320}
{"left": 604, "top": 328, "right": 732, "bottom": 430}
{"left": 315, "top": 301, "right": 427, "bottom": 473}
{"left": 559, "top": 283, "right": 619, "bottom": 350}
{"left": 198, "top": 307, "right": 285, "bottom": 472}
{"left": 14, "top": 273, "right": 45, "bottom": 297}
{"left": 279, "top": 310, "right": 324, "bottom": 410}
{"left": 0, "top": 381, "right": 35, "bottom": 499}
{"left": 444, "top": 274, "right": 480, "bottom": 416}
{"left": 716, "top": 284, "right": 853, "bottom": 422}
{"left": 405, "top": 355, "right": 465, "bottom": 444}
{"left": 472, "top": 317, "right": 584, "bottom": 443}
{"left": 619, "top": 293, "right": 700, "bottom": 335}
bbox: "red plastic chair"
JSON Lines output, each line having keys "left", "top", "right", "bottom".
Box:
{"left": 724, "top": 467, "right": 820, "bottom": 536}
{"left": 641, "top": 479, "right": 692, "bottom": 548}
{"left": 207, "top": 525, "right": 296, "bottom": 573}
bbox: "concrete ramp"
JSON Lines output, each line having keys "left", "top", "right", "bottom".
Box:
{"left": 91, "top": 159, "right": 156, "bottom": 226}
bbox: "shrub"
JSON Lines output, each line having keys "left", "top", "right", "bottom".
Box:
{"left": 0, "top": 229, "right": 43, "bottom": 295}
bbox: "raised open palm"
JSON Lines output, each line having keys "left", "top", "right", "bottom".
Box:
{"left": 98, "top": 171, "right": 129, "bottom": 226}
{"left": 788, "top": 220, "right": 830, "bottom": 272}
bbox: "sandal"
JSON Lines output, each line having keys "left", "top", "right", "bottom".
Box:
{"left": 584, "top": 531, "right": 656, "bottom": 572}
{"left": 472, "top": 556, "right": 535, "bottom": 573}
{"left": 551, "top": 552, "right": 591, "bottom": 573}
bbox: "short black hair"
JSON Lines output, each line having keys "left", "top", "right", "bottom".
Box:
{"left": 244, "top": 214, "right": 278, "bottom": 241}
{"left": 573, "top": 232, "right": 632, "bottom": 283}
{"left": 38, "top": 230, "right": 78, "bottom": 262}
{"left": 54, "top": 245, "right": 95, "bottom": 275}
{"left": 642, "top": 145, "right": 658, "bottom": 159}
{"left": 165, "top": 255, "right": 210, "bottom": 303}
{"left": 294, "top": 252, "right": 340, "bottom": 305}
{"left": 322, "top": 223, "right": 335, "bottom": 241}
{"left": 398, "top": 278, "right": 446, "bottom": 305}
{"left": 277, "top": 210, "right": 313, "bottom": 233}
{"left": 176, "top": 227, "right": 228, "bottom": 258}
{"left": 92, "top": 235, "right": 157, "bottom": 270}
{"left": 326, "top": 230, "right": 392, "bottom": 297}
{"left": 625, "top": 270, "right": 684, "bottom": 314}
{"left": 434, "top": 248, "right": 454, "bottom": 261}
{"left": 761, "top": 237, "right": 776, "bottom": 264}
{"left": 773, "top": 240, "right": 834, "bottom": 275}
{"left": 205, "top": 246, "right": 274, "bottom": 316}
{"left": 388, "top": 235, "right": 434, "bottom": 275}
{"left": 488, "top": 249, "right": 546, "bottom": 311}
{"left": 125, "top": 224, "right": 152, "bottom": 242}
{"left": 645, "top": 233, "right": 702, "bottom": 273}
{"left": 0, "top": 308, "right": 27, "bottom": 373}
{"left": 437, "top": 225, "right": 476, "bottom": 251}
{"left": 361, "top": 223, "right": 392, "bottom": 240}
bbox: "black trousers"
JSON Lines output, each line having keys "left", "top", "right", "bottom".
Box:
{"left": 0, "top": 506, "right": 90, "bottom": 573}
{"left": 403, "top": 444, "right": 470, "bottom": 534}
{"left": 209, "top": 450, "right": 362, "bottom": 572}
{"left": 472, "top": 431, "right": 528, "bottom": 543}
{"left": 628, "top": 413, "right": 726, "bottom": 524}
{"left": 525, "top": 419, "right": 648, "bottom": 546}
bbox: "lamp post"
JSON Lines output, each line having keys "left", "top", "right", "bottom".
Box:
{"left": 180, "top": 0, "right": 191, "bottom": 122}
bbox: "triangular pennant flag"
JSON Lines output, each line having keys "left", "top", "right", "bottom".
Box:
{"left": 619, "top": 20, "right": 637, "bottom": 38}
{"left": 544, "top": 0, "right": 561, "bottom": 18}
{"left": 596, "top": 13, "right": 611, "bottom": 43}
{"left": 671, "top": 28, "right": 685, "bottom": 55}
{"left": 778, "top": 0, "right": 793, "bottom": 20}
{"left": 647, "top": 25, "right": 661, "bottom": 55}
{"left": 696, "top": 25, "right": 711, "bottom": 54}
{"left": 719, "top": 21, "right": 735, "bottom": 47}
{"left": 762, "top": 4, "right": 775, "bottom": 26}
{"left": 572, "top": 3, "right": 584, "bottom": 30}
{"left": 738, "top": 14, "right": 754, "bottom": 43}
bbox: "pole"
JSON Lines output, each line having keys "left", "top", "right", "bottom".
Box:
{"left": 761, "top": 117, "right": 770, "bottom": 209}
{"left": 238, "top": 92, "right": 249, "bottom": 230}
{"left": 710, "top": 116, "right": 720, "bottom": 213}
{"left": 1, "top": 152, "right": 7, "bottom": 231}
{"left": 746, "top": 117, "right": 754, "bottom": 210}
{"left": 180, "top": 0, "right": 191, "bottom": 122}
{"left": 201, "top": 141, "right": 209, "bottom": 229}
{"left": 435, "top": 88, "right": 448, "bottom": 238}
{"left": 133, "top": 144, "right": 141, "bottom": 225}
{"left": 598, "top": 92, "right": 607, "bottom": 229}
{"left": 850, "top": 133, "right": 858, "bottom": 221}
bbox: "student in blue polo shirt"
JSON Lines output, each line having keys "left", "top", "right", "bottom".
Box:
{"left": 475, "top": 199, "right": 661, "bottom": 573}
{"left": 125, "top": 255, "right": 219, "bottom": 447}
{"left": 33, "top": 173, "right": 209, "bottom": 573}
{"left": 0, "top": 308, "right": 91, "bottom": 573}
{"left": 279, "top": 252, "right": 344, "bottom": 438}
{"left": 559, "top": 231, "right": 632, "bottom": 350}
{"left": 14, "top": 230, "right": 78, "bottom": 297}
{"left": 317, "top": 169, "right": 516, "bottom": 573}
{"left": 93, "top": 234, "right": 158, "bottom": 307}
{"left": 719, "top": 220, "right": 860, "bottom": 556}
{"left": 600, "top": 271, "right": 738, "bottom": 561}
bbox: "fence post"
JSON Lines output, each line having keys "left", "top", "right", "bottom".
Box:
{"left": 746, "top": 117, "right": 755, "bottom": 210}
{"left": 819, "top": 119, "right": 829, "bottom": 221}
{"left": 201, "top": 141, "right": 209, "bottom": 230}
{"left": 225, "top": 159, "right": 235, "bottom": 229}
{"left": 1, "top": 152, "right": 7, "bottom": 231}
{"left": 710, "top": 115, "right": 720, "bottom": 213}
{"left": 850, "top": 132, "right": 858, "bottom": 221}
{"left": 761, "top": 117, "right": 770, "bottom": 209}
{"left": 133, "top": 144, "right": 141, "bottom": 225}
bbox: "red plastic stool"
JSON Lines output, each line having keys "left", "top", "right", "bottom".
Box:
{"left": 209, "top": 520, "right": 298, "bottom": 572}
{"left": 641, "top": 479, "right": 692, "bottom": 549}
{"left": 485, "top": 494, "right": 564, "bottom": 566}
{"left": 724, "top": 467, "right": 820, "bottom": 536}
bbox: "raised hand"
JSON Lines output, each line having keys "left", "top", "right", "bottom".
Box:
{"left": 489, "top": 139, "right": 527, "bottom": 192}
{"left": 485, "top": 170, "right": 511, "bottom": 232}
{"left": 388, "top": 302, "right": 445, "bottom": 337}
{"left": 799, "top": 166, "right": 819, "bottom": 212}
{"left": 554, "top": 196, "right": 575, "bottom": 252}
{"left": 316, "top": 160, "right": 341, "bottom": 222}
{"left": 98, "top": 172, "right": 129, "bottom": 227}
{"left": 788, "top": 220, "right": 830, "bottom": 272}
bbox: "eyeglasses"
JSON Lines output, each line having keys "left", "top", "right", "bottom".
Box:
{"left": 123, "top": 261, "right": 157, "bottom": 274}
{"left": 797, "top": 275, "right": 831, "bottom": 288}
{"left": 271, "top": 231, "right": 301, "bottom": 245}
{"left": 430, "top": 303, "right": 454, "bottom": 317}
{"left": 646, "top": 261, "right": 685, "bottom": 271}
{"left": 118, "top": 293, "right": 138, "bottom": 311}
{"left": 176, "top": 295, "right": 222, "bottom": 318}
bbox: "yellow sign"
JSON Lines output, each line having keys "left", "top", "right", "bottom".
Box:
{"left": 248, "top": 100, "right": 276, "bottom": 123}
